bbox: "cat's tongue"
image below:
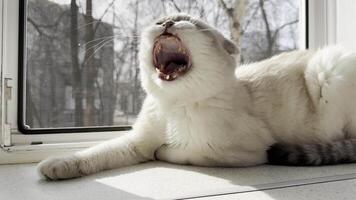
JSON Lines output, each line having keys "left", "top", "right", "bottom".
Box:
{"left": 153, "top": 34, "right": 191, "bottom": 81}
{"left": 158, "top": 35, "right": 181, "bottom": 53}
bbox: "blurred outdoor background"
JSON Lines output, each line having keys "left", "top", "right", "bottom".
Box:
{"left": 25, "top": 0, "right": 299, "bottom": 129}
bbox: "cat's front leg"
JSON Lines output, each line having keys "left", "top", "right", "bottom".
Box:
{"left": 39, "top": 133, "right": 162, "bottom": 180}
{"left": 38, "top": 98, "right": 166, "bottom": 180}
{"left": 37, "top": 154, "right": 84, "bottom": 180}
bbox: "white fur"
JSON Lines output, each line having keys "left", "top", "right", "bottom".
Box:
{"left": 38, "top": 15, "right": 356, "bottom": 180}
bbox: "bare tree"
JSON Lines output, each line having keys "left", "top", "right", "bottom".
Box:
{"left": 70, "top": 0, "right": 84, "bottom": 126}
{"left": 259, "top": 0, "right": 273, "bottom": 57}
{"left": 25, "top": 0, "right": 299, "bottom": 128}
{"left": 83, "top": 0, "right": 97, "bottom": 125}
{"left": 217, "top": 0, "right": 245, "bottom": 64}
{"left": 258, "top": 0, "right": 298, "bottom": 57}
{"left": 132, "top": 0, "right": 140, "bottom": 114}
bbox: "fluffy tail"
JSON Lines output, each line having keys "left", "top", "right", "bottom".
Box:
{"left": 267, "top": 139, "right": 356, "bottom": 166}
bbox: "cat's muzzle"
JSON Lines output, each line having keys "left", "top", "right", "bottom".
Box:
{"left": 152, "top": 33, "right": 191, "bottom": 81}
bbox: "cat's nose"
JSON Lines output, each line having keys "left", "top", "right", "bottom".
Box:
{"left": 163, "top": 20, "right": 175, "bottom": 28}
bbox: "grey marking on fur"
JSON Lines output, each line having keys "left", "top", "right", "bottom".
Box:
{"left": 268, "top": 139, "right": 356, "bottom": 166}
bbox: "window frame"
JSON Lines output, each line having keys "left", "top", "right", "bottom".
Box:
{"left": 18, "top": 0, "right": 132, "bottom": 134}
{"left": 307, "top": 0, "right": 337, "bottom": 48}
{"left": 0, "top": 0, "right": 130, "bottom": 164}
{"left": 0, "top": 0, "right": 310, "bottom": 164}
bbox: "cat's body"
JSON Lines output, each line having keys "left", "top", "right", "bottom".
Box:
{"left": 39, "top": 14, "right": 356, "bottom": 180}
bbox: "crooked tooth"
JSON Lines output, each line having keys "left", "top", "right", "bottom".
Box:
{"left": 157, "top": 44, "right": 162, "bottom": 52}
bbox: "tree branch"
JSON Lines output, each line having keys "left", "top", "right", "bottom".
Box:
{"left": 217, "top": 0, "right": 233, "bottom": 17}
{"left": 272, "top": 19, "right": 299, "bottom": 41}
{"left": 241, "top": 4, "right": 259, "bottom": 34}
{"left": 94, "top": 0, "right": 117, "bottom": 33}
{"left": 27, "top": 18, "right": 53, "bottom": 38}
{"left": 259, "top": 0, "right": 273, "bottom": 56}
{"left": 169, "top": 0, "right": 182, "bottom": 12}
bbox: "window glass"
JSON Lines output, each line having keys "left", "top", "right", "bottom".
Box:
{"left": 23, "top": 0, "right": 300, "bottom": 130}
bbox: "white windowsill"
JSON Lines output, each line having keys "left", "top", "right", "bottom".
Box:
{"left": 1, "top": 161, "right": 356, "bottom": 200}
{"left": 0, "top": 130, "right": 128, "bottom": 164}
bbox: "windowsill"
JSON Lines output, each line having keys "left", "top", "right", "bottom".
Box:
{"left": 0, "top": 143, "right": 98, "bottom": 164}
{"left": 1, "top": 161, "right": 356, "bottom": 200}
{"left": 0, "top": 131, "right": 129, "bottom": 165}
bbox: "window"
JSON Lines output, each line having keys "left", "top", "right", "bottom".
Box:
{"left": 19, "top": 0, "right": 302, "bottom": 134}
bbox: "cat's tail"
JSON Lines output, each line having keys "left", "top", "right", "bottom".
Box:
{"left": 267, "top": 139, "right": 356, "bottom": 166}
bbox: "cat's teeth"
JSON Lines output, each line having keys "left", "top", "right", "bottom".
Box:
{"left": 166, "top": 75, "right": 171, "bottom": 80}
{"left": 155, "top": 68, "right": 160, "bottom": 73}
{"left": 172, "top": 73, "right": 178, "bottom": 79}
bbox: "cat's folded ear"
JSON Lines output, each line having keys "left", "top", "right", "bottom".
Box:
{"left": 223, "top": 38, "right": 238, "bottom": 55}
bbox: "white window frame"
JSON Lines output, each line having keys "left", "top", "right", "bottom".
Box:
{"left": 0, "top": 0, "right": 311, "bottom": 164}
{"left": 308, "top": 0, "right": 356, "bottom": 51}
{"left": 308, "top": 0, "right": 337, "bottom": 49}
{"left": 0, "top": 0, "right": 128, "bottom": 164}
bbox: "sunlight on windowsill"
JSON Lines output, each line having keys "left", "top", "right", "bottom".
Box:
{"left": 93, "top": 161, "right": 356, "bottom": 199}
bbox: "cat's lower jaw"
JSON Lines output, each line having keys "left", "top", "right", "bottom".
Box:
{"left": 38, "top": 155, "right": 94, "bottom": 180}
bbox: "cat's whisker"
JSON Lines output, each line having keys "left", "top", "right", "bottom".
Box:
{"left": 84, "top": 37, "right": 114, "bottom": 52}
{"left": 82, "top": 35, "right": 118, "bottom": 46}
{"left": 84, "top": 38, "right": 115, "bottom": 64}
{"left": 82, "top": 34, "right": 141, "bottom": 47}
{"left": 80, "top": 33, "right": 142, "bottom": 64}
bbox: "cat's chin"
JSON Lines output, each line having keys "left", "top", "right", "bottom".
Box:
{"left": 152, "top": 33, "right": 191, "bottom": 81}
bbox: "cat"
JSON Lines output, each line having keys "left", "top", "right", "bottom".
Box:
{"left": 38, "top": 14, "right": 356, "bottom": 180}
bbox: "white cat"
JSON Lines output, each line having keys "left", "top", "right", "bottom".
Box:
{"left": 38, "top": 14, "right": 356, "bottom": 180}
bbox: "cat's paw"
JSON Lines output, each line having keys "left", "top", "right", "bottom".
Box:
{"left": 38, "top": 155, "right": 86, "bottom": 180}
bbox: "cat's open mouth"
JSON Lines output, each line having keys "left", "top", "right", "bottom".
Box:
{"left": 153, "top": 33, "right": 191, "bottom": 81}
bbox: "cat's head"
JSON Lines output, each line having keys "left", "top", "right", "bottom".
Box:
{"left": 139, "top": 14, "right": 237, "bottom": 104}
